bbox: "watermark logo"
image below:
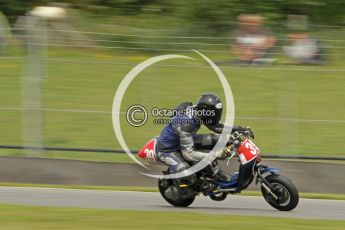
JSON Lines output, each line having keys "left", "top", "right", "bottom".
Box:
{"left": 125, "top": 105, "right": 219, "bottom": 127}
{"left": 126, "top": 105, "right": 148, "bottom": 127}
{"left": 112, "top": 50, "right": 235, "bottom": 179}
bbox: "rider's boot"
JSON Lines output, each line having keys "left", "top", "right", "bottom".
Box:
{"left": 214, "top": 169, "right": 231, "bottom": 181}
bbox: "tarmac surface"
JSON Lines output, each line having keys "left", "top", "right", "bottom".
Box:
{"left": 0, "top": 187, "right": 344, "bottom": 220}
{"left": 0, "top": 156, "right": 344, "bottom": 194}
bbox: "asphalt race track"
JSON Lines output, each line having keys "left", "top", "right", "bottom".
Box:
{"left": 0, "top": 187, "right": 344, "bottom": 220}
{"left": 1, "top": 157, "right": 344, "bottom": 194}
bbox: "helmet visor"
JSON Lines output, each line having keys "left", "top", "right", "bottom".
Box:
{"left": 200, "top": 107, "right": 222, "bottom": 125}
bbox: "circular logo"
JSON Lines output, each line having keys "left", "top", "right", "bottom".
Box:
{"left": 126, "top": 105, "right": 148, "bottom": 127}
{"left": 112, "top": 50, "right": 235, "bottom": 178}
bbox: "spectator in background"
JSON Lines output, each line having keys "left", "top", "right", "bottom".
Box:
{"left": 232, "top": 14, "right": 276, "bottom": 65}
{"left": 283, "top": 32, "right": 324, "bottom": 65}
{"left": 283, "top": 15, "right": 324, "bottom": 65}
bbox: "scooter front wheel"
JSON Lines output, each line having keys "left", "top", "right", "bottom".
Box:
{"left": 261, "top": 174, "right": 299, "bottom": 211}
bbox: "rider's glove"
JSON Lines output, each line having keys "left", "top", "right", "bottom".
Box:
{"left": 217, "top": 147, "right": 231, "bottom": 160}
{"left": 246, "top": 126, "right": 254, "bottom": 139}
{"left": 239, "top": 126, "right": 254, "bottom": 139}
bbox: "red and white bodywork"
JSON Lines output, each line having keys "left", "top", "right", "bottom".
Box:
{"left": 237, "top": 138, "right": 261, "bottom": 164}
{"left": 138, "top": 138, "right": 158, "bottom": 162}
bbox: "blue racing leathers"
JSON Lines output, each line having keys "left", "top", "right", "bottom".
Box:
{"left": 156, "top": 106, "right": 243, "bottom": 173}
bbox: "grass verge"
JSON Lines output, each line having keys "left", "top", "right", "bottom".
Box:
{"left": 2, "top": 48, "right": 345, "bottom": 158}
{"left": 0, "top": 204, "right": 344, "bottom": 230}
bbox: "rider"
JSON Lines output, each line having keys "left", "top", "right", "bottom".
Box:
{"left": 156, "top": 93, "right": 253, "bottom": 187}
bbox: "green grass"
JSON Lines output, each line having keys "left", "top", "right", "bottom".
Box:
{"left": 0, "top": 183, "right": 157, "bottom": 192}
{"left": 0, "top": 149, "right": 135, "bottom": 163}
{"left": 1, "top": 183, "right": 345, "bottom": 200}
{"left": 1, "top": 18, "right": 345, "bottom": 161}
{"left": 0, "top": 204, "right": 344, "bottom": 230}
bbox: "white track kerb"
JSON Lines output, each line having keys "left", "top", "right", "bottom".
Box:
{"left": 112, "top": 50, "right": 235, "bottom": 179}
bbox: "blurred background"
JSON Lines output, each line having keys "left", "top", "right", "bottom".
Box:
{"left": 0, "top": 0, "right": 344, "bottom": 164}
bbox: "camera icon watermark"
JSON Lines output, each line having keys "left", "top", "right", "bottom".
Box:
{"left": 126, "top": 105, "right": 148, "bottom": 127}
